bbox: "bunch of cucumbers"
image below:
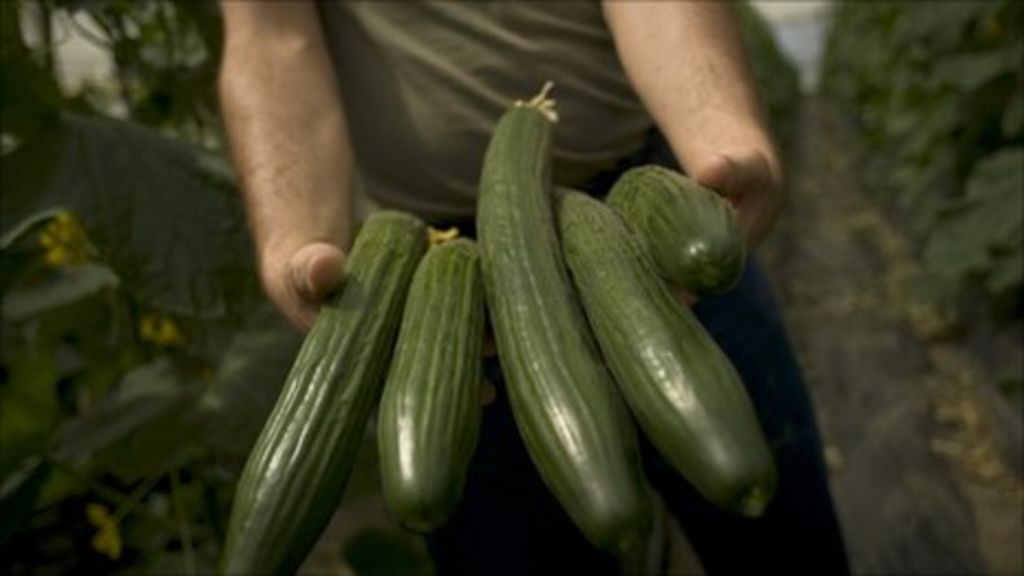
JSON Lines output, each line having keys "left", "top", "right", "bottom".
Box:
{"left": 220, "top": 86, "right": 776, "bottom": 575}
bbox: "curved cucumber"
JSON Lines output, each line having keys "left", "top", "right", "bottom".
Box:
{"left": 222, "top": 211, "right": 427, "bottom": 575}
{"left": 557, "top": 189, "right": 776, "bottom": 517}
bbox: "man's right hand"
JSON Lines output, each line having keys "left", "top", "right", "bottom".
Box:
{"left": 261, "top": 241, "right": 346, "bottom": 331}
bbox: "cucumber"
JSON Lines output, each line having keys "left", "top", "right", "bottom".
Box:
{"left": 607, "top": 165, "right": 746, "bottom": 296}
{"left": 556, "top": 189, "right": 776, "bottom": 517}
{"left": 476, "top": 85, "right": 651, "bottom": 552}
{"left": 221, "top": 211, "right": 427, "bottom": 575}
{"left": 378, "top": 236, "right": 484, "bottom": 532}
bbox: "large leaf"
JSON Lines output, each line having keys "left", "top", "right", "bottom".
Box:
{"left": 933, "top": 42, "right": 1023, "bottom": 90}
{"left": 0, "top": 115, "right": 259, "bottom": 319}
{"left": 2, "top": 263, "right": 120, "bottom": 323}
{"left": 1003, "top": 85, "right": 1024, "bottom": 138}
{"left": 0, "top": 457, "right": 52, "bottom": 545}
{"left": 988, "top": 247, "right": 1023, "bottom": 294}
{"left": 54, "top": 358, "right": 202, "bottom": 481}
{"left": 197, "top": 304, "right": 301, "bottom": 459}
{"left": 343, "top": 527, "right": 434, "bottom": 576}
{"left": 0, "top": 344, "right": 60, "bottom": 479}
{"left": 924, "top": 147, "right": 1024, "bottom": 279}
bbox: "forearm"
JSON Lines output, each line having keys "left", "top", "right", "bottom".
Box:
{"left": 219, "top": 2, "right": 353, "bottom": 262}
{"left": 603, "top": 2, "right": 779, "bottom": 179}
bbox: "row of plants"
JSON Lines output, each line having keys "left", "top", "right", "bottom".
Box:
{"left": 1, "top": 2, "right": 315, "bottom": 573}
{"left": 821, "top": 1, "right": 1023, "bottom": 333}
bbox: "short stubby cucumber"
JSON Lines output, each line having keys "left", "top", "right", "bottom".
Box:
{"left": 607, "top": 165, "right": 746, "bottom": 296}
{"left": 378, "top": 237, "right": 485, "bottom": 532}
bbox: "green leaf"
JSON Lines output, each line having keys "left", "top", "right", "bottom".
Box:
{"left": 3, "top": 263, "right": 120, "bottom": 323}
{"left": 54, "top": 358, "right": 201, "bottom": 481}
{"left": 932, "top": 45, "right": 1018, "bottom": 90}
{"left": 988, "top": 246, "right": 1023, "bottom": 294}
{"left": 963, "top": 147, "right": 1023, "bottom": 222}
{"left": 1003, "top": 86, "right": 1024, "bottom": 138}
{"left": 0, "top": 115, "right": 260, "bottom": 319}
{"left": 343, "top": 527, "right": 434, "bottom": 576}
{"left": 198, "top": 304, "right": 301, "bottom": 459}
{"left": 923, "top": 147, "right": 1024, "bottom": 279}
{"left": 0, "top": 344, "right": 60, "bottom": 478}
{"left": 0, "top": 208, "right": 68, "bottom": 250}
{"left": 33, "top": 463, "right": 85, "bottom": 510}
{"left": 0, "top": 457, "right": 52, "bottom": 544}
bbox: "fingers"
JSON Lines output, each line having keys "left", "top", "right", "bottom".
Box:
{"left": 290, "top": 243, "right": 345, "bottom": 302}
{"left": 691, "top": 151, "right": 775, "bottom": 202}
{"left": 686, "top": 149, "right": 783, "bottom": 249}
{"left": 261, "top": 241, "right": 346, "bottom": 332}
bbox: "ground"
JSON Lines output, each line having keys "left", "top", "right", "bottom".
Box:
{"left": 758, "top": 97, "right": 1023, "bottom": 576}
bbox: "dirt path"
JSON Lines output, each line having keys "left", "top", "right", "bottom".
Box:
{"left": 759, "top": 98, "right": 1023, "bottom": 575}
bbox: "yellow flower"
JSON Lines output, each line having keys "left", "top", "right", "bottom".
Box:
{"left": 37, "top": 211, "right": 92, "bottom": 267}
{"left": 427, "top": 226, "right": 460, "bottom": 246}
{"left": 981, "top": 13, "right": 1002, "bottom": 39}
{"left": 86, "top": 503, "right": 123, "bottom": 560}
{"left": 139, "top": 314, "right": 187, "bottom": 348}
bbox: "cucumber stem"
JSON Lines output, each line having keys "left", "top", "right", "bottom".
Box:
{"left": 515, "top": 81, "right": 558, "bottom": 123}
{"left": 427, "top": 226, "right": 460, "bottom": 247}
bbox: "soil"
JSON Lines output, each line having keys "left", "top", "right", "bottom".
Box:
{"left": 757, "top": 97, "right": 1023, "bottom": 576}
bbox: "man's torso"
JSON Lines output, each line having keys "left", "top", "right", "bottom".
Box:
{"left": 317, "top": 1, "right": 652, "bottom": 218}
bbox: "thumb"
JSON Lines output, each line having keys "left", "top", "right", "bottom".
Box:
{"left": 691, "top": 151, "right": 775, "bottom": 202}
{"left": 289, "top": 243, "right": 345, "bottom": 303}
{"left": 691, "top": 153, "right": 739, "bottom": 198}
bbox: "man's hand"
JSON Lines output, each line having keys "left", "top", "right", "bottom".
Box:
{"left": 687, "top": 147, "right": 783, "bottom": 250}
{"left": 261, "top": 242, "right": 346, "bottom": 331}
{"left": 603, "top": 2, "right": 783, "bottom": 250}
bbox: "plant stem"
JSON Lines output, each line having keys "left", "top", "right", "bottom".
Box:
{"left": 111, "top": 473, "right": 162, "bottom": 523}
{"left": 170, "top": 468, "right": 197, "bottom": 575}
{"left": 49, "top": 458, "right": 129, "bottom": 508}
{"left": 38, "top": 0, "right": 57, "bottom": 76}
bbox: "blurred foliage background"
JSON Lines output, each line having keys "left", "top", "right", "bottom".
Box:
{"left": 823, "top": 1, "right": 1023, "bottom": 334}
{"left": 0, "top": 1, "right": 1020, "bottom": 575}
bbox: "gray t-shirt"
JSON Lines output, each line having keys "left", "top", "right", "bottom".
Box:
{"left": 317, "top": 1, "right": 652, "bottom": 219}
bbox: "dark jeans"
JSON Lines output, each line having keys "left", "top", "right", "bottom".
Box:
{"left": 426, "top": 133, "right": 849, "bottom": 575}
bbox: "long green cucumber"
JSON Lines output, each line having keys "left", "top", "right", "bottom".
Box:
{"left": 556, "top": 189, "right": 776, "bottom": 517}
{"left": 476, "top": 86, "right": 651, "bottom": 552}
{"left": 221, "top": 211, "right": 427, "bottom": 575}
{"left": 378, "top": 236, "right": 484, "bottom": 532}
{"left": 607, "top": 165, "right": 746, "bottom": 296}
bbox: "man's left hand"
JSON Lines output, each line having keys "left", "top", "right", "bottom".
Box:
{"left": 686, "top": 147, "right": 783, "bottom": 250}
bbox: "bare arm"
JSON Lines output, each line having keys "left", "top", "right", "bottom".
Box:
{"left": 603, "top": 2, "right": 782, "bottom": 249}
{"left": 220, "top": 1, "right": 352, "bottom": 329}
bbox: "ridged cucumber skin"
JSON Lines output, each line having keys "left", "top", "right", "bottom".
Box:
{"left": 378, "top": 238, "right": 484, "bottom": 532}
{"left": 476, "top": 103, "right": 652, "bottom": 553}
{"left": 607, "top": 165, "right": 746, "bottom": 296}
{"left": 221, "top": 211, "right": 427, "bottom": 575}
{"left": 557, "top": 189, "right": 776, "bottom": 517}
